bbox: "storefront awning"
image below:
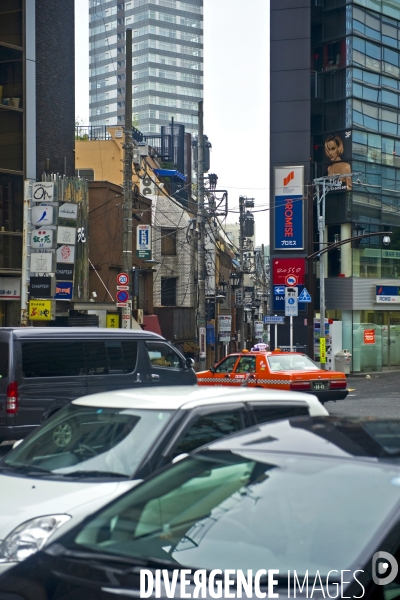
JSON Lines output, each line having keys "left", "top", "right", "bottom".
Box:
{"left": 142, "top": 314, "right": 163, "bottom": 336}
{"left": 153, "top": 168, "right": 186, "bottom": 181}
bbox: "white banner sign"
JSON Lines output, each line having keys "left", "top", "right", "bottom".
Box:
{"left": 57, "top": 226, "right": 76, "bottom": 245}
{"left": 218, "top": 315, "right": 232, "bottom": 332}
{"left": 30, "top": 253, "right": 53, "bottom": 273}
{"left": 59, "top": 202, "right": 78, "bottom": 220}
{"left": 31, "top": 229, "right": 54, "bottom": 249}
{"left": 254, "top": 321, "right": 264, "bottom": 335}
{"left": 0, "top": 277, "right": 21, "bottom": 299}
{"left": 31, "top": 205, "right": 54, "bottom": 226}
{"left": 57, "top": 245, "right": 75, "bottom": 264}
{"left": 32, "top": 182, "right": 54, "bottom": 203}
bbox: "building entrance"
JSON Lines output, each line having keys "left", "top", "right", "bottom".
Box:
{"left": 382, "top": 313, "right": 400, "bottom": 370}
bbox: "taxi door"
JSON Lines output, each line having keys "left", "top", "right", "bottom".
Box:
{"left": 231, "top": 355, "right": 258, "bottom": 386}
{"left": 208, "top": 354, "right": 240, "bottom": 385}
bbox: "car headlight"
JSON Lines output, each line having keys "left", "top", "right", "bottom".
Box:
{"left": 0, "top": 515, "right": 71, "bottom": 562}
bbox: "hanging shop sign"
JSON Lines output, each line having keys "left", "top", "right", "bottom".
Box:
{"left": 219, "top": 315, "right": 232, "bottom": 342}
{"left": 31, "top": 229, "right": 54, "bottom": 249}
{"left": 28, "top": 299, "right": 55, "bottom": 321}
{"left": 30, "top": 252, "right": 53, "bottom": 274}
{"left": 58, "top": 202, "right": 78, "bottom": 221}
{"left": 57, "top": 226, "right": 76, "bottom": 246}
{"left": 56, "top": 263, "right": 74, "bottom": 281}
{"left": 272, "top": 258, "right": 305, "bottom": 285}
{"left": 56, "top": 245, "right": 75, "bottom": 264}
{"left": 106, "top": 314, "right": 120, "bottom": 328}
{"left": 29, "top": 276, "right": 54, "bottom": 298}
{"left": 31, "top": 205, "right": 54, "bottom": 227}
{"left": 274, "top": 166, "right": 304, "bottom": 250}
{"left": 55, "top": 281, "right": 73, "bottom": 300}
{"left": 32, "top": 182, "right": 54, "bottom": 203}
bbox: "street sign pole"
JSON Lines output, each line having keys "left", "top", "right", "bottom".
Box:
{"left": 275, "top": 316, "right": 278, "bottom": 350}
{"left": 290, "top": 316, "right": 293, "bottom": 353}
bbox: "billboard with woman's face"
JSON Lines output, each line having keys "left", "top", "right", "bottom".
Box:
{"left": 323, "top": 131, "right": 352, "bottom": 190}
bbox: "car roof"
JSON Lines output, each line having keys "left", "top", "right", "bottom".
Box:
{"left": 5, "top": 327, "right": 162, "bottom": 340}
{"left": 72, "top": 385, "right": 325, "bottom": 411}
{"left": 205, "top": 416, "right": 400, "bottom": 462}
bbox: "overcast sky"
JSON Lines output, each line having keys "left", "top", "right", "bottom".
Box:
{"left": 74, "top": 0, "right": 270, "bottom": 246}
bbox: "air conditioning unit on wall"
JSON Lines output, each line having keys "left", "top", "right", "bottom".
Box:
{"left": 133, "top": 308, "right": 144, "bottom": 324}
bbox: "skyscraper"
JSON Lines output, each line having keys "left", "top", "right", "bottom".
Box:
{"left": 270, "top": 0, "right": 400, "bottom": 372}
{"left": 89, "top": 0, "right": 203, "bottom": 134}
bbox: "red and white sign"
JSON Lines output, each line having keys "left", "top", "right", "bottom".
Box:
{"left": 285, "top": 274, "right": 298, "bottom": 286}
{"left": 117, "top": 272, "right": 129, "bottom": 286}
{"left": 273, "top": 258, "right": 305, "bottom": 284}
{"left": 364, "top": 329, "right": 375, "bottom": 344}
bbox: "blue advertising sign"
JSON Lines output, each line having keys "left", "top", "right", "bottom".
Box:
{"left": 55, "top": 281, "right": 73, "bottom": 300}
{"left": 273, "top": 285, "right": 307, "bottom": 312}
{"left": 264, "top": 316, "right": 285, "bottom": 324}
{"left": 274, "top": 195, "right": 303, "bottom": 250}
{"left": 376, "top": 285, "right": 400, "bottom": 303}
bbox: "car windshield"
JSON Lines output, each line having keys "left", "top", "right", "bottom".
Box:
{"left": 268, "top": 354, "right": 320, "bottom": 372}
{"left": 69, "top": 450, "right": 400, "bottom": 575}
{"left": 1, "top": 405, "right": 173, "bottom": 478}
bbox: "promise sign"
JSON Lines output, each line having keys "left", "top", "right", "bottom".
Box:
{"left": 274, "top": 166, "right": 304, "bottom": 250}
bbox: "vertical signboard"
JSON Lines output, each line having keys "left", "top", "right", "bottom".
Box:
{"left": 274, "top": 166, "right": 304, "bottom": 250}
{"left": 136, "top": 225, "right": 151, "bottom": 259}
{"left": 199, "top": 326, "right": 206, "bottom": 359}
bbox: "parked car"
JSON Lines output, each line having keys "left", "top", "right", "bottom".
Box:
{"left": 3, "top": 416, "right": 400, "bottom": 599}
{"left": 0, "top": 385, "right": 327, "bottom": 575}
{"left": 0, "top": 327, "right": 196, "bottom": 442}
{"left": 197, "top": 349, "right": 348, "bottom": 402}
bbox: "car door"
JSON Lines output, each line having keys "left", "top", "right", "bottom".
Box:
{"left": 231, "top": 355, "right": 257, "bottom": 386}
{"left": 144, "top": 340, "right": 193, "bottom": 386}
{"left": 155, "top": 404, "right": 250, "bottom": 469}
{"left": 85, "top": 339, "right": 144, "bottom": 395}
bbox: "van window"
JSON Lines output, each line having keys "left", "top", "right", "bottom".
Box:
{"left": 22, "top": 342, "right": 86, "bottom": 378}
{"left": 121, "top": 341, "right": 138, "bottom": 373}
{"left": 146, "top": 342, "right": 183, "bottom": 368}
{"left": 0, "top": 342, "right": 9, "bottom": 379}
{"left": 84, "top": 342, "right": 108, "bottom": 375}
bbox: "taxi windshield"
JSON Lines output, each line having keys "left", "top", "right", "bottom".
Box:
{"left": 268, "top": 354, "right": 320, "bottom": 372}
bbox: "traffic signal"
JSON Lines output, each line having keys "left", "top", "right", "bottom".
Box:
{"left": 131, "top": 266, "right": 139, "bottom": 297}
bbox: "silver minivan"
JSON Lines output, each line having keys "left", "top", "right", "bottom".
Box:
{"left": 0, "top": 327, "right": 196, "bottom": 442}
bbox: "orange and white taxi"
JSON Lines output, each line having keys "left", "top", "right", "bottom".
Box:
{"left": 197, "top": 349, "right": 348, "bottom": 403}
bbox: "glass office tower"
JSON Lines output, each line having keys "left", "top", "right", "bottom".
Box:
{"left": 270, "top": 0, "right": 400, "bottom": 372}
{"left": 89, "top": 0, "right": 203, "bottom": 134}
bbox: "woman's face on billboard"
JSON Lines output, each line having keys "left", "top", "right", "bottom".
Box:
{"left": 326, "top": 140, "right": 341, "bottom": 162}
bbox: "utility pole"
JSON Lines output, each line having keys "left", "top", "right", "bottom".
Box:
{"left": 122, "top": 28, "right": 133, "bottom": 329}
{"left": 238, "top": 196, "right": 245, "bottom": 350}
{"left": 197, "top": 100, "right": 206, "bottom": 369}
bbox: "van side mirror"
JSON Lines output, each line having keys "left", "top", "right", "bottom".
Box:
{"left": 210, "top": 366, "right": 216, "bottom": 373}
{"left": 185, "top": 357, "right": 195, "bottom": 369}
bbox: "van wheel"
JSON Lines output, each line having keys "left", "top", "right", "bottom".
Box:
{"left": 52, "top": 420, "right": 78, "bottom": 449}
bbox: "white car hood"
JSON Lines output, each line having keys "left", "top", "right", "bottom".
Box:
{"left": 0, "top": 472, "right": 137, "bottom": 542}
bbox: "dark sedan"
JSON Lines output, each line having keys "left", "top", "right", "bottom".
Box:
{"left": 2, "top": 416, "right": 400, "bottom": 599}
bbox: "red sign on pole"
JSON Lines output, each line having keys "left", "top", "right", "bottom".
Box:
{"left": 285, "top": 274, "right": 298, "bottom": 286}
{"left": 273, "top": 258, "right": 305, "bottom": 285}
{"left": 117, "top": 272, "right": 129, "bottom": 286}
{"left": 364, "top": 329, "right": 375, "bottom": 344}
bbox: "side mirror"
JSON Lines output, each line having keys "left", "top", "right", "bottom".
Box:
{"left": 210, "top": 366, "right": 216, "bottom": 373}
{"left": 185, "top": 357, "right": 195, "bottom": 369}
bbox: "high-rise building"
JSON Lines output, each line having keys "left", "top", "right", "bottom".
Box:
{"left": 270, "top": 0, "right": 400, "bottom": 372}
{"left": 0, "top": 0, "right": 75, "bottom": 326}
{"left": 89, "top": 0, "right": 203, "bottom": 134}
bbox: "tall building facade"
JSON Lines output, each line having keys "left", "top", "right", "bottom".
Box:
{"left": 0, "top": 0, "right": 75, "bottom": 326}
{"left": 270, "top": 0, "right": 400, "bottom": 372}
{"left": 89, "top": 0, "right": 203, "bottom": 134}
